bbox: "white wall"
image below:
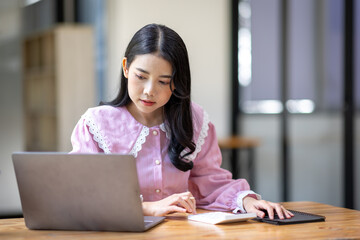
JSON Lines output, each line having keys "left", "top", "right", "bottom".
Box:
{"left": 105, "top": 0, "right": 231, "bottom": 138}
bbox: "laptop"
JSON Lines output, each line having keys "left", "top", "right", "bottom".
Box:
{"left": 12, "top": 152, "right": 164, "bottom": 232}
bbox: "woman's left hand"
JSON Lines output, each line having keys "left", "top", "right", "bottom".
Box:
{"left": 243, "top": 196, "right": 294, "bottom": 220}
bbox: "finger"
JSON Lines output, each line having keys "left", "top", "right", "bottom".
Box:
{"left": 178, "top": 196, "right": 194, "bottom": 213}
{"left": 260, "top": 201, "right": 281, "bottom": 220}
{"left": 252, "top": 200, "right": 272, "bottom": 219}
{"left": 183, "top": 193, "right": 196, "bottom": 212}
{"left": 275, "top": 204, "right": 294, "bottom": 219}
{"left": 184, "top": 196, "right": 196, "bottom": 214}
{"left": 179, "top": 191, "right": 193, "bottom": 198}
{"left": 255, "top": 209, "right": 266, "bottom": 218}
{"left": 266, "top": 207, "right": 275, "bottom": 220}
{"left": 185, "top": 196, "right": 196, "bottom": 214}
{"left": 164, "top": 205, "right": 188, "bottom": 215}
{"left": 257, "top": 201, "right": 275, "bottom": 220}
{"left": 273, "top": 204, "right": 284, "bottom": 219}
{"left": 189, "top": 196, "right": 196, "bottom": 214}
{"left": 284, "top": 208, "right": 294, "bottom": 218}
{"left": 179, "top": 192, "right": 196, "bottom": 214}
{"left": 245, "top": 205, "right": 266, "bottom": 218}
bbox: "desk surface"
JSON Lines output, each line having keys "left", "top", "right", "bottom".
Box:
{"left": 1, "top": 201, "right": 359, "bottom": 239}
{"left": 218, "top": 136, "right": 260, "bottom": 149}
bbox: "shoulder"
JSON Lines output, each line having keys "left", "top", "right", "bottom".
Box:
{"left": 190, "top": 102, "right": 210, "bottom": 133}
{"left": 81, "top": 105, "right": 135, "bottom": 135}
{"left": 182, "top": 102, "right": 212, "bottom": 161}
{"left": 190, "top": 101, "right": 204, "bottom": 116}
{"left": 82, "top": 105, "right": 129, "bottom": 122}
{"left": 84, "top": 105, "right": 125, "bottom": 116}
{"left": 78, "top": 105, "right": 142, "bottom": 154}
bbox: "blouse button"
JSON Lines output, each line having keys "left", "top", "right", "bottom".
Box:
{"left": 155, "top": 160, "right": 161, "bottom": 165}
{"left": 152, "top": 130, "right": 158, "bottom": 136}
{"left": 155, "top": 189, "right": 161, "bottom": 193}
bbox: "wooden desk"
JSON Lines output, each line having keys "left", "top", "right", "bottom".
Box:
{"left": 1, "top": 202, "right": 359, "bottom": 239}
{"left": 218, "top": 136, "right": 260, "bottom": 186}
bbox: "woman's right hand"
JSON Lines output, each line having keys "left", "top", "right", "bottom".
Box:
{"left": 142, "top": 191, "right": 196, "bottom": 216}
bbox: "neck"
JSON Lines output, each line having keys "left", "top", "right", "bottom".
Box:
{"left": 126, "top": 103, "right": 164, "bottom": 127}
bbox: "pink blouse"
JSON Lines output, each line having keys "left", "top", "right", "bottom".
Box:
{"left": 70, "top": 102, "right": 260, "bottom": 212}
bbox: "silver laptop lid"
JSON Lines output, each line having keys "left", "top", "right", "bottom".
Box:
{"left": 12, "top": 152, "right": 163, "bottom": 232}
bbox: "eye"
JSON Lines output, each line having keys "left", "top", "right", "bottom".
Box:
{"left": 159, "top": 80, "right": 170, "bottom": 85}
{"left": 135, "top": 74, "right": 145, "bottom": 80}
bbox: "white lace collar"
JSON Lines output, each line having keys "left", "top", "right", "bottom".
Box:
{"left": 83, "top": 109, "right": 210, "bottom": 161}
{"left": 129, "top": 123, "right": 170, "bottom": 158}
{"left": 83, "top": 115, "right": 111, "bottom": 154}
{"left": 129, "top": 126, "right": 149, "bottom": 157}
{"left": 181, "top": 111, "right": 210, "bottom": 161}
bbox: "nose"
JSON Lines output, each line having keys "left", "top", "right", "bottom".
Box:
{"left": 144, "top": 80, "right": 155, "bottom": 96}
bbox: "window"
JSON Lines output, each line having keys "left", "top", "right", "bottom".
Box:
{"left": 238, "top": 0, "right": 358, "bottom": 114}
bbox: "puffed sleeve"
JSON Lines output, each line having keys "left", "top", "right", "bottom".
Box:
{"left": 188, "top": 122, "right": 260, "bottom": 212}
{"left": 70, "top": 116, "right": 102, "bottom": 153}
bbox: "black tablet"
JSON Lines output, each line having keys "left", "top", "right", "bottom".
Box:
{"left": 254, "top": 209, "right": 325, "bottom": 225}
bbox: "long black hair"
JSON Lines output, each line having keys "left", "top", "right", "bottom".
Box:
{"left": 101, "top": 24, "right": 195, "bottom": 172}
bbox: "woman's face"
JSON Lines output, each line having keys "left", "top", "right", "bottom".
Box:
{"left": 123, "top": 54, "right": 174, "bottom": 122}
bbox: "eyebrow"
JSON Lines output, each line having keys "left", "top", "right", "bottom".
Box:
{"left": 135, "top": 68, "right": 172, "bottom": 79}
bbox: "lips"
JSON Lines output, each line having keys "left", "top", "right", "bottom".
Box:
{"left": 141, "top": 99, "right": 155, "bottom": 106}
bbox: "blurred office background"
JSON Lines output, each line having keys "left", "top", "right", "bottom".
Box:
{"left": 0, "top": 0, "right": 359, "bottom": 217}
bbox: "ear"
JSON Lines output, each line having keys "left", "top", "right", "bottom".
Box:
{"left": 122, "top": 57, "right": 129, "bottom": 78}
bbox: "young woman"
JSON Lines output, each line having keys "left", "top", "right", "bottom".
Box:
{"left": 70, "top": 23, "right": 293, "bottom": 219}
